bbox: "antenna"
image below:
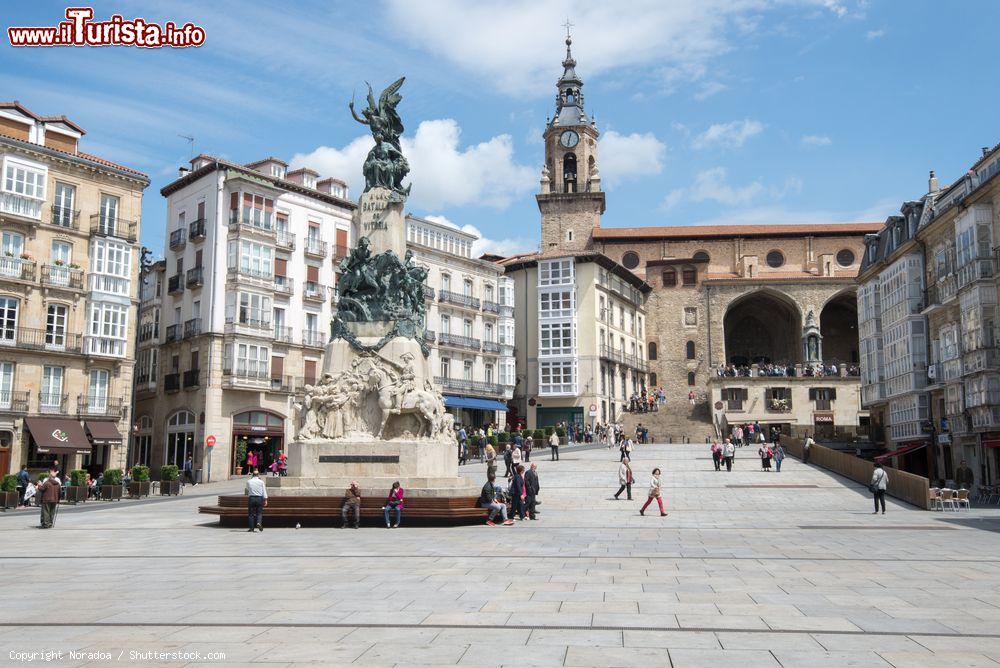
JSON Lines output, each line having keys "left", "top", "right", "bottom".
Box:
{"left": 177, "top": 134, "right": 195, "bottom": 159}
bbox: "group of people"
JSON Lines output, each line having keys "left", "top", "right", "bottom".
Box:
{"left": 716, "top": 361, "right": 860, "bottom": 378}
{"left": 709, "top": 438, "right": 786, "bottom": 472}
{"left": 625, "top": 389, "right": 665, "bottom": 413}
{"left": 479, "top": 463, "right": 541, "bottom": 526}
{"left": 729, "top": 421, "right": 782, "bottom": 447}
{"left": 612, "top": 458, "right": 666, "bottom": 516}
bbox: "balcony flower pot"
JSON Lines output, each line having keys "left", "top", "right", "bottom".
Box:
{"left": 160, "top": 465, "right": 180, "bottom": 496}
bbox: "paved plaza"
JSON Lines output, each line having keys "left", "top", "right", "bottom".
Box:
{"left": 3, "top": 443, "right": 1000, "bottom": 667}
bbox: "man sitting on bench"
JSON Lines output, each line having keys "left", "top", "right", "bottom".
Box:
{"left": 342, "top": 481, "right": 362, "bottom": 529}
{"left": 479, "top": 473, "right": 513, "bottom": 526}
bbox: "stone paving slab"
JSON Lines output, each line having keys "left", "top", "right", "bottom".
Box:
{"left": 2, "top": 442, "right": 1000, "bottom": 665}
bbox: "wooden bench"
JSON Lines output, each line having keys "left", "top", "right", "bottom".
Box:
{"left": 199, "top": 494, "right": 490, "bottom": 527}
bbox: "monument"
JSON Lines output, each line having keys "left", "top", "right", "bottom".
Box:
{"left": 269, "top": 78, "right": 477, "bottom": 499}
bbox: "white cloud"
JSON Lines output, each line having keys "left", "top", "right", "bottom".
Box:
{"left": 693, "top": 81, "right": 728, "bottom": 101}
{"left": 662, "top": 167, "right": 763, "bottom": 209}
{"left": 679, "top": 196, "right": 899, "bottom": 228}
{"left": 597, "top": 130, "right": 666, "bottom": 187}
{"left": 290, "top": 119, "right": 536, "bottom": 211}
{"left": 423, "top": 215, "right": 535, "bottom": 257}
{"left": 865, "top": 29, "right": 885, "bottom": 40}
{"left": 691, "top": 119, "right": 764, "bottom": 150}
{"left": 385, "top": 0, "right": 851, "bottom": 96}
{"left": 801, "top": 134, "right": 833, "bottom": 147}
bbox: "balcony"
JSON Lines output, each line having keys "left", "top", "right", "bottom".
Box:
{"left": 433, "top": 376, "right": 507, "bottom": 397}
{"left": 274, "top": 325, "right": 293, "bottom": 344}
{"left": 168, "top": 228, "right": 186, "bottom": 250}
{"left": 167, "top": 274, "right": 184, "bottom": 295}
{"left": 40, "top": 264, "right": 83, "bottom": 290}
{"left": 423, "top": 329, "right": 435, "bottom": 344}
{"left": 304, "top": 238, "right": 328, "bottom": 258}
{"left": 86, "top": 336, "right": 126, "bottom": 358}
{"left": 274, "top": 275, "right": 294, "bottom": 295}
{"left": 222, "top": 365, "right": 271, "bottom": 390}
{"left": 188, "top": 218, "right": 206, "bottom": 241}
{"left": 333, "top": 244, "right": 350, "bottom": 260}
{"left": 482, "top": 300, "right": 501, "bottom": 315}
{"left": 302, "top": 330, "right": 326, "bottom": 348}
{"left": 276, "top": 231, "right": 296, "bottom": 250}
{"left": 227, "top": 215, "right": 275, "bottom": 239}
{"left": 226, "top": 265, "right": 274, "bottom": 288}
{"left": 957, "top": 253, "right": 994, "bottom": 290}
{"left": 186, "top": 266, "right": 204, "bottom": 289}
{"left": 963, "top": 346, "right": 1000, "bottom": 375}
{"left": 483, "top": 340, "right": 501, "bottom": 354}
{"left": 90, "top": 214, "right": 137, "bottom": 242}
{"left": 0, "top": 256, "right": 36, "bottom": 284}
{"left": 500, "top": 304, "right": 514, "bottom": 318}
{"left": 0, "top": 191, "right": 43, "bottom": 221}
{"left": 88, "top": 272, "right": 129, "bottom": 296}
{"left": 303, "top": 282, "right": 327, "bottom": 301}
{"left": 0, "top": 327, "right": 83, "bottom": 354}
{"left": 138, "top": 323, "right": 159, "bottom": 343}
{"left": 49, "top": 205, "right": 80, "bottom": 230}
{"left": 0, "top": 390, "right": 29, "bottom": 413}
{"left": 38, "top": 393, "right": 68, "bottom": 414}
{"left": 224, "top": 316, "right": 272, "bottom": 338}
{"left": 77, "top": 395, "right": 125, "bottom": 418}
{"left": 165, "top": 373, "right": 181, "bottom": 393}
{"left": 438, "top": 333, "right": 481, "bottom": 351}
{"left": 423, "top": 285, "right": 434, "bottom": 301}
{"left": 164, "top": 324, "right": 181, "bottom": 342}
{"left": 268, "top": 375, "right": 296, "bottom": 393}
{"left": 183, "top": 318, "right": 202, "bottom": 338}
{"left": 600, "top": 344, "right": 626, "bottom": 364}
{"left": 438, "top": 289, "right": 480, "bottom": 310}
{"left": 182, "top": 369, "right": 200, "bottom": 389}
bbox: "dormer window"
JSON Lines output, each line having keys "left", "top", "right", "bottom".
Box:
{"left": 270, "top": 164, "right": 285, "bottom": 179}
{"left": 304, "top": 175, "right": 316, "bottom": 189}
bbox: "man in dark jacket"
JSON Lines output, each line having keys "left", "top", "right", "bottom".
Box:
{"left": 509, "top": 465, "right": 526, "bottom": 520}
{"left": 524, "top": 463, "right": 540, "bottom": 520}
{"left": 38, "top": 468, "right": 61, "bottom": 528}
{"left": 16, "top": 465, "right": 29, "bottom": 506}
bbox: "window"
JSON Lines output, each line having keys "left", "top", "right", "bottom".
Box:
{"left": 684, "top": 307, "right": 697, "bottom": 326}
{"left": 766, "top": 250, "right": 785, "bottom": 268}
{"left": 463, "top": 360, "right": 473, "bottom": 381}
{"left": 836, "top": 249, "right": 855, "bottom": 267}
{"left": 539, "top": 360, "right": 575, "bottom": 395}
{"left": 662, "top": 269, "right": 676, "bottom": 287}
{"left": 0, "top": 231, "right": 25, "bottom": 279}
{"left": 693, "top": 251, "right": 710, "bottom": 262}
{"left": 165, "top": 411, "right": 195, "bottom": 466}
{"left": 53, "top": 182, "right": 75, "bottom": 226}
{"left": 440, "top": 357, "right": 450, "bottom": 379}
{"left": 46, "top": 304, "right": 68, "bottom": 349}
{"left": 539, "top": 258, "right": 574, "bottom": 286}
{"left": 649, "top": 372, "right": 657, "bottom": 387}
{"left": 87, "top": 368, "right": 109, "bottom": 412}
{"left": 540, "top": 322, "right": 574, "bottom": 355}
{"left": 485, "top": 363, "right": 494, "bottom": 384}
{"left": 440, "top": 314, "right": 450, "bottom": 334}
{"left": 810, "top": 387, "right": 836, "bottom": 410}
{"left": 90, "top": 239, "right": 131, "bottom": 295}
{"left": 40, "top": 366, "right": 63, "bottom": 409}
{"left": 441, "top": 273, "right": 451, "bottom": 292}
{"left": 134, "top": 415, "right": 153, "bottom": 466}
{"left": 539, "top": 290, "right": 574, "bottom": 318}
{"left": 463, "top": 318, "right": 473, "bottom": 338}
{"left": 687, "top": 372, "right": 696, "bottom": 386}
{"left": 722, "top": 388, "right": 746, "bottom": 410}
{"left": 621, "top": 251, "right": 640, "bottom": 269}
{"left": 88, "top": 302, "right": 128, "bottom": 356}
{"left": 237, "top": 293, "right": 271, "bottom": 327}
{"left": 767, "top": 387, "right": 792, "bottom": 411}
{"left": 484, "top": 322, "right": 494, "bottom": 342}
{"left": 648, "top": 342, "right": 657, "bottom": 360}
{"left": 0, "top": 296, "right": 21, "bottom": 343}
{"left": 98, "top": 194, "right": 119, "bottom": 232}
{"left": 305, "top": 313, "right": 319, "bottom": 336}
{"left": 49, "top": 240, "right": 73, "bottom": 286}
{"left": 463, "top": 279, "right": 473, "bottom": 296}
{"left": 240, "top": 193, "right": 274, "bottom": 229}
{"left": 686, "top": 341, "right": 696, "bottom": 359}
{"left": 681, "top": 266, "right": 697, "bottom": 286}
{"left": 228, "top": 239, "right": 273, "bottom": 278}
{"left": 0, "top": 362, "right": 13, "bottom": 409}
{"left": 234, "top": 343, "right": 269, "bottom": 377}
{"left": 3, "top": 158, "right": 46, "bottom": 200}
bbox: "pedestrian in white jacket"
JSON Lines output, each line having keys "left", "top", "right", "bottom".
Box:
{"left": 871, "top": 464, "right": 888, "bottom": 514}
{"left": 614, "top": 459, "right": 633, "bottom": 500}
{"left": 639, "top": 468, "right": 666, "bottom": 516}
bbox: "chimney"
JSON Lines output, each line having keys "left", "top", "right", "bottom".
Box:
{"left": 928, "top": 170, "right": 938, "bottom": 193}
{"left": 178, "top": 166, "right": 190, "bottom": 179}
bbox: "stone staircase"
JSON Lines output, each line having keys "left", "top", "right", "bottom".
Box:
{"left": 618, "top": 399, "right": 716, "bottom": 444}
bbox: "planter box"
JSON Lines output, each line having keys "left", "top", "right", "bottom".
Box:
{"left": 0, "top": 490, "right": 17, "bottom": 510}
{"left": 65, "top": 486, "right": 88, "bottom": 504}
{"left": 160, "top": 480, "right": 181, "bottom": 496}
{"left": 100, "top": 485, "right": 123, "bottom": 501}
{"left": 128, "top": 481, "right": 151, "bottom": 498}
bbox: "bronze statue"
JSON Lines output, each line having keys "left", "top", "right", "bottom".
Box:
{"left": 350, "top": 77, "right": 410, "bottom": 195}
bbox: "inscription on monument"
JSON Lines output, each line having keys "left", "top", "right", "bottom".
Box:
{"left": 318, "top": 455, "right": 400, "bottom": 464}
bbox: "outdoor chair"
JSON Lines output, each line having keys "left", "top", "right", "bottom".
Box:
{"left": 955, "top": 488, "right": 971, "bottom": 510}
{"left": 939, "top": 488, "right": 957, "bottom": 512}
{"left": 928, "top": 487, "right": 941, "bottom": 511}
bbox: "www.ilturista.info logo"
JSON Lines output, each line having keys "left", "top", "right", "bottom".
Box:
{"left": 7, "top": 7, "right": 206, "bottom": 48}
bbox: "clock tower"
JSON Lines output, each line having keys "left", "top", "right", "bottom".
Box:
{"left": 538, "top": 31, "right": 605, "bottom": 251}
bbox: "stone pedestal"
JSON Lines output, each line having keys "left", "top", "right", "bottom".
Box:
{"left": 354, "top": 187, "right": 406, "bottom": 258}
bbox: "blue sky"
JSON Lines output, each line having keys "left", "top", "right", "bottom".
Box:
{"left": 3, "top": 0, "right": 998, "bottom": 256}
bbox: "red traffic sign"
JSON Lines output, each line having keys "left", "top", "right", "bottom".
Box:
{"left": 206, "top": 435, "right": 216, "bottom": 447}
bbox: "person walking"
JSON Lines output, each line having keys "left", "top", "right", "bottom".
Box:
{"left": 479, "top": 473, "right": 513, "bottom": 526}
{"left": 524, "top": 463, "right": 540, "bottom": 520}
{"left": 341, "top": 481, "right": 362, "bottom": 529}
{"left": 16, "top": 464, "right": 29, "bottom": 506}
{"left": 457, "top": 426, "right": 468, "bottom": 465}
{"left": 38, "top": 468, "right": 61, "bottom": 529}
{"left": 711, "top": 442, "right": 722, "bottom": 471}
{"left": 510, "top": 464, "right": 527, "bottom": 520}
{"left": 523, "top": 433, "right": 532, "bottom": 462}
{"left": 802, "top": 432, "right": 814, "bottom": 464}
{"left": 245, "top": 468, "right": 267, "bottom": 532}
{"left": 688, "top": 390, "right": 696, "bottom": 406}
{"left": 549, "top": 431, "right": 560, "bottom": 461}
{"left": 871, "top": 463, "right": 888, "bottom": 514}
{"left": 723, "top": 439, "right": 735, "bottom": 472}
{"left": 183, "top": 454, "right": 197, "bottom": 486}
{"left": 773, "top": 443, "right": 785, "bottom": 472}
{"left": 511, "top": 444, "right": 523, "bottom": 473}
{"left": 383, "top": 481, "right": 404, "bottom": 528}
{"left": 485, "top": 442, "right": 497, "bottom": 479}
{"left": 614, "top": 458, "right": 633, "bottom": 500}
{"left": 758, "top": 444, "right": 771, "bottom": 471}
{"left": 639, "top": 468, "right": 667, "bottom": 516}
{"left": 620, "top": 437, "right": 633, "bottom": 462}
{"left": 502, "top": 444, "right": 513, "bottom": 478}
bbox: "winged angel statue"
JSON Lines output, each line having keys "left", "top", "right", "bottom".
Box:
{"left": 350, "top": 77, "right": 410, "bottom": 196}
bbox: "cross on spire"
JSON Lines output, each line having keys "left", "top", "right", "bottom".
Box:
{"left": 563, "top": 18, "right": 574, "bottom": 38}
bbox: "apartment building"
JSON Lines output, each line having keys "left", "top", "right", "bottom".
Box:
{"left": 134, "top": 155, "right": 352, "bottom": 481}
{"left": 407, "top": 215, "right": 515, "bottom": 427}
{"left": 0, "top": 101, "right": 148, "bottom": 475}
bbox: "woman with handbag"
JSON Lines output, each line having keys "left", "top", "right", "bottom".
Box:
{"left": 639, "top": 468, "right": 667, "bottom": 516}
{"left": 383, "top": 481, "right": 405, "bottom": 528}
{"left": 614, "top": 458, "right": 634, "bottom": 500}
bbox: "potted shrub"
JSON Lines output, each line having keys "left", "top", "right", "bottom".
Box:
{"left": 160, "top": 465, "right": 181, "bottom": 496}
{"left": 100, "top": 468, "right": 124, "bottom": 501}
{"left": 556, "top": 426, "right": 568, "bottom": 446}
{"left": 487, "top": 435, "right": 497, "bottom": 447}
{"left": 234, "top": 439, "right": 247, "bottom": 476}
{"left": 65, "top": 469, "right": 88, "bottom": 504}
{"left": 0, "top": 474, "right": 17, "bottom": 510}
{"left": 534, "top": 429, "right": 545, "bottom": 441}
{"left": 129, "top": 465, "right": 151, "bottom": 498}
{"left": 497, "top": 431, "right": 509, "bottom": 445}
{"left": 544, "top": 426, "right": 555, "bottom": 437}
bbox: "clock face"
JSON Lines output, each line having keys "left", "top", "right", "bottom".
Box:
{"left": 559, "top": 130, "right": 579, "bottom": 148}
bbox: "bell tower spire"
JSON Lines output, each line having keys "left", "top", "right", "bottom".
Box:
{"left": 538, "top": 26, "right": 604, "bottom": 251}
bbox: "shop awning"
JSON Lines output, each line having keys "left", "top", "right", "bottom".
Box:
{"left": 24, "top": 417, "right": 92, "bottom": 455}
{"left": 875, "top": 440, "right": 929, "bottom": 463}
{"left": 443, "top": 396, "right": 508, "bottom": 411}
{"left": 85, "top": 420, "right": 123, "bottom": 445}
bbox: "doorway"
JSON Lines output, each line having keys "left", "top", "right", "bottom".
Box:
{"left": 231, "top": 411, "right": 285, "bottom": 474}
